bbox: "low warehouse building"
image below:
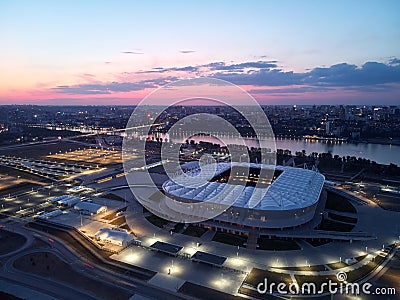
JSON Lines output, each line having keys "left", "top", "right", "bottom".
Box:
{"left": 50, "top": 195, "right": 68, "bottom": 203}
{"left": 74, "top": 201, "right": 107, "bottom": 215}
{"left": 58, "top": 196, "right": 81, "bottom": 207}
{"left": 38, "top": 209, "right": 63, "bottom": 220}
{"left": 94, "top": 227, "right": 134, "bottom": 246}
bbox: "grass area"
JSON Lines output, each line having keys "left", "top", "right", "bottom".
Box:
{"left": 325, "top": 191, "right": 357, "bottom": 213}
{"left": 272, "top": 264, "right": 328, "bottom": 271}
{"left": 0, "top": 230, "right": 27, "bottom": 255}
{"left": 0, "top": 291, "right": 23, "bottom": 300}
{"left": 119, "top": 224, "right": 132, "bottom": 233}
{"left": 315, "top": 217, "right": 355, "bottom": 232}
{"left": 244, "top": 268, "right": 293, "bottom": 289}
{"left": 295, "top": 274, "right": 339, "bottom": 292}
{"left": 257, "top": 236, "right": 301, "bottom": 251}
{"left": 372, "top": 196, "right": 400, "bottom": 212}
{"left": 328, "top": 212, "right": 357, "bottom": 223}
{"left": 327, "top": 261, "right": 348, "bottom": 269}
{"left": 179, "top": 282, "right": 240, "bottom": 300}
{"left": 103, "top": 193, "right": 125, "bottom": 202}
{"left": 182, "top": 225, "right": 208, "bottom": 237}
{"left": 13, "top": 251, "right": 133, "bottom": 299}
{"left": 145, "top": 214, "right": 168, "bottom": 228}
{"left": 109, "top": 216, "right": 126, "bottom": 226}
{"left": 305, "top": 239, "right": 332, "bottom": 247}
{"left": 346, "top": 254, "right": 386, "bottom": 282}
{"left": 312, "top": 254, "right": 380, "bottom": 284}
{"left": 172, "top": 223, "right": 185, "bottom": 233}
{"left": 102, "top": 211, "right": 117, "bottom": 221}
{"left": 0, "top": 181, "right": 40, "bottom": 196}
{"left": 212, "top": 231, "right": 248, "bottom": 247}
{"left": 0, "top": 141, "right": 83, "bottom": 159}
{"left": 355, "top": 254, "right": 368, "bottom": 262}
{"left": 239, "top": 286, "right": 284, "bottom": 300}
{"left": 0, "top": 165, "right": 51, "bottom": 184}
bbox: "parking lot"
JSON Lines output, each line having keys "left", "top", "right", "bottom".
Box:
{"left": 0, "top": 183, "right": 68, "bottom": 219}
{"left": 47, "top": 148, "right": 123, "bottom": 166}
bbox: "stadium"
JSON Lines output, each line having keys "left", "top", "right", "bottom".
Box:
{"left": 162, "top": 162, "right": 325, "bottom": 230}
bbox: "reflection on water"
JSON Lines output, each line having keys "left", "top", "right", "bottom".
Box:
{"left": 140, "top": 132, "right": 399, "bottom": 166}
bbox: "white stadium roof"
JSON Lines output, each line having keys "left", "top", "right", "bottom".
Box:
{"left": 163, "top": 162, "right": 325, "bottom": 211}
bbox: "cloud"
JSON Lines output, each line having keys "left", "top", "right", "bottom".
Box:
{"left": 53, "top": 82, "right": 154, "bottom": 94}
{"left": 206, "top": 61, "right": 278, "bottom": 71}
{"left": 388, "top": 57, "right": 400, "bottom": 66}
{"left": 122, "top": 51, "right": 144, "bottom": 54}
{"left": 139, "top": 60, "right": 278, "bottom": 74}
{"left": 179, "top": 50, "right": 196, "bottom": 54}
{"left": 52, "top": 77, "right": 179, "bottom": 95}
{"left": 212, "top": 68, "right": 301, "bottom": 86}
{"left": 52, "top": 58, "right": 400, "bottom": 98}
{"left": 303, "top": 61, "right": 400, "bottom": 86}
{"left": 209, "top": 60, "right": 400, "bottom": 87}
{"left": 138, "top": 65, "right": 199, "bottom": 74}
{"left": 249, "top": 86, "right": 332, "bottom": 94}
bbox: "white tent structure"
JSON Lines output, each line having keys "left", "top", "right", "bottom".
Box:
{"left": 94, "top": 228, "right": 134, "bottom": 246}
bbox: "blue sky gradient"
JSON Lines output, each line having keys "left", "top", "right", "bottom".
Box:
{"left": 0, "top": 0, "right": 399, "bottom": 104}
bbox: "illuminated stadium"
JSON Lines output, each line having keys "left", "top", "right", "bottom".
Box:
{"left": 162, "top": 162, "right": 325, "bottom": 229}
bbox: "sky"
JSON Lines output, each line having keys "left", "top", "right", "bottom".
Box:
{"left": 0, "top": 0, "right": 399, "bottom": 105}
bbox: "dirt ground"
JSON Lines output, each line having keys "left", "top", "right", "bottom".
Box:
{"left": 13, "top": 251, "right": 134, "bottom": 300}
{"left": 0, "top": 171, "right": 46, "bottom": 196}
{"left": 0, "top": 141, "right": 83, "bottom": 159}
{"left": 0, "top": 230, "right": 27, "bottom": 255}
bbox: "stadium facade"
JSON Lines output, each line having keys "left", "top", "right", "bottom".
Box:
{"left": 162, "top": 162, "right": 325, "bottom": 231}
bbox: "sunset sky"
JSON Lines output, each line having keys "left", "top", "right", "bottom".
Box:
{"left": 1, "top": 0, "right": 399, "bottom": 105}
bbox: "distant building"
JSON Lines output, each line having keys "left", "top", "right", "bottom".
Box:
{"left": 38, "top": 209, "right": 63, "bottom": 220}
{"left": 351, "top": 131, "right": 361, "bottom": 139}
{"left": 57, "top": 196, "right": 81, "bottom": 207}
{"left": 325, "top": 121, "right": 331, "bottom": 135}
{"left": 67, "top": 186, "right": 92, "bottom": 193}
{"left": 74, "top": 201, "right": 107, "bottom": 215}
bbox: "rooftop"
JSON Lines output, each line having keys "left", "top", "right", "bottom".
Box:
{"left": 163, "top": 162, "right": 325, "bottom": 211}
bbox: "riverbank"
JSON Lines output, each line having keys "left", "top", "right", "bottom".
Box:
{"left": 275, "top": 135, "right": 400, "bottom": 146}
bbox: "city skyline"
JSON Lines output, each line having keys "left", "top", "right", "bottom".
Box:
{"left": 1, "top": 0, "right": 400, "bottom": 105}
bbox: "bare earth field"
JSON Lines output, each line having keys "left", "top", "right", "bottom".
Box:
{"left": 13, "top": 251, "right": 134, "bottom": 300}
{"left": 0, "top": 230, "right": 27, "bottom": 255}
{"left": 0, "top": 141, "right": 83, "bottom": 159}
{"left": 0, "top": 170, "right": 47, "bottom": 196}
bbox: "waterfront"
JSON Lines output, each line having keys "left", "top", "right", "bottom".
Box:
{"left": 145, "top": 133, "right": 400, "bottom": 166}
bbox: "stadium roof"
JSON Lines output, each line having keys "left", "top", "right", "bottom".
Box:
{"left": 163, "top": 162, "right": 325, "bottom": 211}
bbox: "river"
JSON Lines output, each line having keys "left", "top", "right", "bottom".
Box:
{"left": 141, "top": 132, "right": 399, "bottom": 166}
